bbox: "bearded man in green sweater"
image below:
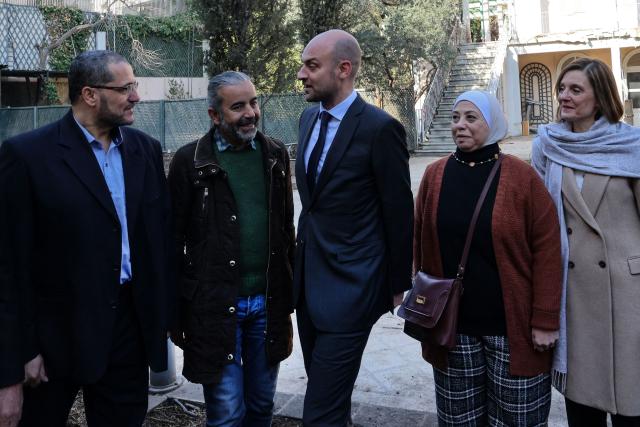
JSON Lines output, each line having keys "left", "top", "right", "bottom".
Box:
{"left": 168, "top": 71, "right": 295, "bottom": 427}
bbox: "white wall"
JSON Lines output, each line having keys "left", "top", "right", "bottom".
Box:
{"left": 137, "top": 77, "right": 208, "bottom": 101}
{"left": 513, "top": 0, "right": 638, "bottom": 42}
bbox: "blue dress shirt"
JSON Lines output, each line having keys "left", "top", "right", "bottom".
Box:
{"left": 74, "top": 117, "right": 132, "bottom": 284}
{"left": 304, "top": 90, "right": 358, "bottom": 177}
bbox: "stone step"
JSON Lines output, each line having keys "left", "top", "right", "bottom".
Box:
{"left": 429, "top": 129, "right": 454, "bottom": 138}
{"left": 447, "top": 81, "right": 490, "bottom": 88}
{"left": 423, "top": 141, "right": 455, "bottom": 150}
{"left": 445, "top": 82, "right": 487, "bottom": 93}
{"left": 459, "top": 42, "right": 499, "bottom": 50}
{"left": 449, "top": 73, "right": 491, "bottom": 86}
{"left": 451, "top": 61, "right": 493, "bottom": 69}
{"left": 430, "top": 123, "right": 453, "bottom": 131}
{"left": 458, "top": 52, "right": 496, "bottom": 60}
{"left": 414, "top": 150, "right": 453, "bottom": 157}
{"left": 454, "top": 57, "right": 494, "bottom": 66}
{"left": 450, "top": 70, "right": 491, "bottom": 78}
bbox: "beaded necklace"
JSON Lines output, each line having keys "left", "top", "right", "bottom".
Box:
{"left": 452, "top": 151, "right": 500, "bottom": 167}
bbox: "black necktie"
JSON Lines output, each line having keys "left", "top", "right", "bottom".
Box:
{"left": 307, "top": 111, "right": 331, "bottom": 194}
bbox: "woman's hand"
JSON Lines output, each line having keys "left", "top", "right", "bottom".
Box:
{"left": 532, "top": 328, "right": 559, "bottom": 352}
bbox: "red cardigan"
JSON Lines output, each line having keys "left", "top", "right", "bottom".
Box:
{"left": 414, "top": 155, "right": 562, "bottom": 376}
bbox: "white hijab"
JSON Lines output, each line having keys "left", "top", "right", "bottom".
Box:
{"left": 453, "top": 90, "right": 508, "bottom": 146}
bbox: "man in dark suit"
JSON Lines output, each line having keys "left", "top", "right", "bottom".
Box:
{"left": 0, "top": 51, "right": 173, "bottom": 426}
{"left": 294, "top": 29, "right": 414, "bottom": 426}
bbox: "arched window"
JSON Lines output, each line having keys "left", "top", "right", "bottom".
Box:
{"left": 556, "top": 52, "right": 588, "bottom": 78}
{"left": 623, "top": 49, "right": 640, "bottom": 125}
{"left": 520, "top": 63, "right": 554, "bottom": 128}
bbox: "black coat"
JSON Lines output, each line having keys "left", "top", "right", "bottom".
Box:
{"left": 0, "top": 111, "right": 174, "bottom": 387}
{"left": 168, "top": 127, "right": 295, "bottom": 385}
{"left": 294, "top": 95, "right": 414, "bottom": 332}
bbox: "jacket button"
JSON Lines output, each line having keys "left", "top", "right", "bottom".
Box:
{"left": 229, "top": 260, "right": 236, "bottom": 267}
{"left": 198, "top": 171, "right": 203, "bottom": 176}
{"left": 281, "top": 171, "right": 285, "bottom": 177}
{"left": 271, "top": 250, "right": 276, "bottom": 255}
{"left": 227, "top": 354, "right": 234, "bottom": 360}
{"left": 567, "top": 227, "right": 572, "bottom": 235}
{"left": 228, "top": 306, "right": 236, "bottom": 313}
{"left": 599, "top": 261, "right": 606, "bottom": 268}
{"left": 568, "top": 261, "right": 575, "bottom": 269}
{"left": 230, "top": 215, "right": 237, "bottom": 222}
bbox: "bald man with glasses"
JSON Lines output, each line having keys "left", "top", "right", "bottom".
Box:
{"left": 0, "top": 50, "right": 174, "bottom": 426}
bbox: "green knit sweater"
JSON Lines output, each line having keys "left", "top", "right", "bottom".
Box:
{"left": 215, "top": 140, "right": 269, "bottom": 296}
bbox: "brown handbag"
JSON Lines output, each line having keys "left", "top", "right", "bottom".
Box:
{"left": 397, "top": 155, "right": 503, "bottom": 349}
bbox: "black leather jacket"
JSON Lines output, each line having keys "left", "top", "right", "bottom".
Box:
{"left": 167, "top": 127, "right": 295, "bottom": 384}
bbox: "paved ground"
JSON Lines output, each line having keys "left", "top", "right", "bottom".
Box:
{"left": 151, "top": 136, "right": 571, "bottom": 426}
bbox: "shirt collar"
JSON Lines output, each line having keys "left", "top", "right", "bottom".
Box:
{"left": 214, "top": 128, "right": 257, "bottom": 152}
{"left": 73, "top": 115, "right": 123, "bottom": 147}
{"left": 320, "top": 90, "right": 357, "bottom": 121}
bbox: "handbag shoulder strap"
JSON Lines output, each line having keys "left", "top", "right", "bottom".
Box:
{"left": 456, "top": 154, "right": 503, "bottom": 279}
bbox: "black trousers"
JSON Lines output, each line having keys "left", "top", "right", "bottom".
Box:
{"left": 296, "top": 298, "right": 372, "bottom": 427}
{"left": 566, "top": 398, "right": 640, "bottom": 427}
{"left": 20, "top": 284, "right": 149, "bottom": 427}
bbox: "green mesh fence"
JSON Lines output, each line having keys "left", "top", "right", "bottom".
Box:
{"left": 0, "top": 89, "right": 417, "bottom": 154}
{"left": 0, "top": 107, "right": 35, "bottom": 143}
{"left": 36, "top": 105, "right": 68, "bottom": 127}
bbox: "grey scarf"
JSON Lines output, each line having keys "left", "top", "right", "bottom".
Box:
{"left": 531, "top": 117, "right": 640, "bottom": 393}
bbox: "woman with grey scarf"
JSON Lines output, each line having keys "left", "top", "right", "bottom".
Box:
{"left": 532, "top": 58, "right": 640, "bottom": 427}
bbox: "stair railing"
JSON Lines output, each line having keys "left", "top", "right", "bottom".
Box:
{"left": 486, "top": 0, "right": 514, "bottom": 96}
{"left": 419, "top": 18, "right": 464, "bottom": 143}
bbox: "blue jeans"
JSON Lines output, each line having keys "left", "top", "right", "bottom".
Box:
{"left": 202, "top": 294, "right": 280, "bottom": 427}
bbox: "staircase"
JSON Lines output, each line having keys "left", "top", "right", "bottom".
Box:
{"left": 415, "top": 42, "right": 499, "bottom": 156}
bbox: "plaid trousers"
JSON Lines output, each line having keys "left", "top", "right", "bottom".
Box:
{"left": 433, "top": 335, "right": 551, "bottom": 427}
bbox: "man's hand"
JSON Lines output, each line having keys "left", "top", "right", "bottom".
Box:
{"left": 393, "top": 292, "right": 405, "bottom": 308}
{"left": 532, "top": 328, "right": 559, "bottom": 352}
{"left": 0, "top": 383, "right": 23, "bottom": 427}
{"left": 24, "top": 354, "right": 47, "bottom": 387}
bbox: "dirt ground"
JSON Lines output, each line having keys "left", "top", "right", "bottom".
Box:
{"left": 66, "top": 392, "right": 301, "bottom": 426}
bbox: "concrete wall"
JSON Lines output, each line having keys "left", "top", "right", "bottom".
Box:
{"left": 137, "top": 77, "right": 208, "bottom": 101}
{"left": 513, "top": 0, "right": 638, "bottom": 43}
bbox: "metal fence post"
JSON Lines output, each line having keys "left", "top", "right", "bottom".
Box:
{"left": 32, "top": 106, "right": 37, "bottom": 130}
{"left": 149, "top": 338, "right": 183, "bottom": 393}
{"left": 160, "top": 99, "right": 166, "bottom": 151}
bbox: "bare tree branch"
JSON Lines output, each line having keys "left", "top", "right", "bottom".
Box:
{"left": 36, "top": 0, "right": 164, "bottom": 71}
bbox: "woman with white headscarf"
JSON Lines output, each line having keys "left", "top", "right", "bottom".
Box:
{"left": 411, "top": 90, "right": 562, "bottom": 426}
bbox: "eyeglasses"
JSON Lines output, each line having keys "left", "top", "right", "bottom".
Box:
{"left": 90, "top": 81, "right": 139, "bottom": 95}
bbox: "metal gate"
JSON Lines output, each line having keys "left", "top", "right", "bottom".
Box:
{"left": 519, "top": 62, "right": 554, "bottom": 128}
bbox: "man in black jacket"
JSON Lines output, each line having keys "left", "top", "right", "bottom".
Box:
{"left": 168, "top": 71, "right": 295, "bottom": 427}
{"left": 0, "top": 51, "right": 173, "bottom": 426}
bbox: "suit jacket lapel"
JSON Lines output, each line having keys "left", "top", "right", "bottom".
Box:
{"left": 58, "top": 111, "right": 118, "bottom": 222}
{"left": 581, "top": 172, "right": 609, "bottom": 219}
{"left": 562, "top": 167, "right": 601, "bottom": 234}
{"left": 296, "top": 108, "right": 317, "bottom": 208}
{"left": 120, "top": 130, "right": 145, "bottom": 235}
{"left": 310, "top": 96, "right": 365, "bottom": 204}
